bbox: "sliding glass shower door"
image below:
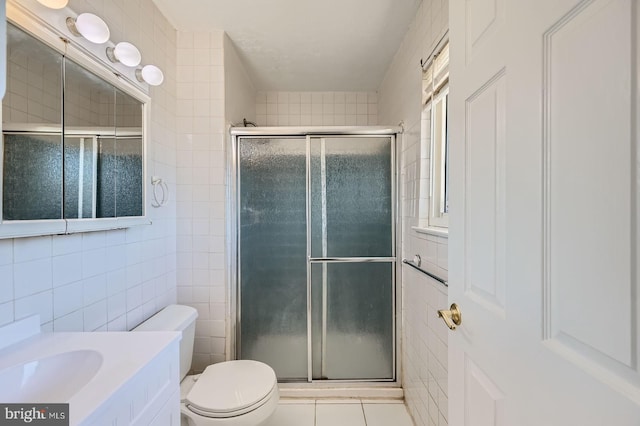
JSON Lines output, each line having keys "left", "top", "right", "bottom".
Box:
{"left": 237, "top": 134, "right": 395, "bottom": 382}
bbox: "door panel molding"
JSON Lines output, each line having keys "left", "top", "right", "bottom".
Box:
{"left": 464, "top": 354, "right": 505, "bottom": 426}
{"left": 465, "top": 0, "right": 505, "bottom": 65}
{"left": 464, "top": 69, "right": 507, "bottom": 318}
{"left": 542, "top": 0, "right": 640, "bottom": 402}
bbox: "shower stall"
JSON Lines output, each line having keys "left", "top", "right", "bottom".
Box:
{"left": 229, "top": 127, "right": 399, "bottom": 383}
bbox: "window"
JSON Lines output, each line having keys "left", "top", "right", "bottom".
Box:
{"left": 418, "top": 41, "right": 449, "bottom": 231}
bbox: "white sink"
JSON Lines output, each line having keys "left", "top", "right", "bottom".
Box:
{"left": 0, "top": 316, "right": 179, "bottom": 424}
{"left": 0, "top": 349, "right": 103, "bottom": 402}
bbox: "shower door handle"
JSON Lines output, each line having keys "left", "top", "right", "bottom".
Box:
{"left": 437, "top": 303, "right": 462, "bottom": 330}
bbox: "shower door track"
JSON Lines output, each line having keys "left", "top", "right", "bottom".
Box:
{"left": 229, "top": 126, "right": 402, "bottom": 385}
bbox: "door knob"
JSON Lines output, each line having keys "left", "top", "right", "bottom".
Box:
{"left": 437, "top": 303, "right": 462, "bottom": 330}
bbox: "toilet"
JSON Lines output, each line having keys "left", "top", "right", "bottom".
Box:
{"left": 133, "top": 304, "right": 279, "bottom": 426}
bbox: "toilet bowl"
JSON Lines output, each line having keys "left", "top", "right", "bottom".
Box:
{"left": 133, "top": 305, "right": 279, "bottom": 426}
{"left": 180, "top": 360, "right": 279, "bottom": 426}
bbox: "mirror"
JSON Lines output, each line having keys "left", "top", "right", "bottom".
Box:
{"left": 2, "top": 23, "right": 63, "bottom": 220}
{"left": 2, "top": 23, "right": 145, "bottom": 226}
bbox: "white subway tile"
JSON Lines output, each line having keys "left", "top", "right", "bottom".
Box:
{"left": 15, "top": 290, "right": 52, "bottom": 324}
{"left": 83, "top": 274, "right": 107, "bottom": 307}
{"left": 194, "top": 336, "right": 212, "bottom": 354}
{"left": 177, "top": 286, "right": 193, "bottom": 304}
{"left": 14, "top": 236, "right": 52, "bottom": 263}
{"left": 126, "top": 306, "right": 144, "bottom": 330}
{"left": 0, "top": 240, "right": 12, "bottom": 265}
{"left": 210, "top": 303, "right": 225, "bottom": 321}
{"left": 300, "top": 92, "right": 312, "bottom": 103}
{"left": 52, "top": 253, "right": 82, "bottom": 288}
{"left": 266, "top": 92, "right": 278, "bottom": 104}
{"left": 211, "top": 337, "right": 225, "bottom": 355}
{"left": 14, "top": 258, "right": 52, "bottom": 299}
{"left": 288, "top": 92, "right": 301, "bottom": 103}
{"left": 126, "top": 285, "right": 143, "bottom": 311}
{"left": 300, "top": 103, "right": 312, "bottom": 115}
{"left": 0, "top": 302, "right": 14, "bottom": 327}
{"left": 142, "top": 300, "right": 156, "bottom": 319}
{"left": 211, "top": 320, "right": 225, "bottom": 338}
{"left": 108, "top": 291, "right": 127, "bottom": 321}
{"left": 105, "top": 229, "right": 127, "bottom": 247}
{"left": 53, "top": 310, "right": 84, "bottom": 332}
{"left": 0, "top": 265, "right": 13, "bottom": 304}
{"left": 177, "top": 32, "right": 194, "bottom": 49}
{"left": 107, "top": 314, "right": 127, "bottom": 331}
{"left": 107, "top": 268, "right": 127, "bottom": 296}
{"left": 84, "top": 300, "right": 107, "bottom": 331}
{"left": 289, "top": 115, "right": 301, "bottom": 126}
{"left": 82, "top": 231, "right": 106, "bottom": 250}
{"left": 53, "top": 281, "right": 84, "bottom": 319}
{"left": 82, "top": 248, "right": 107, "bottom": 278}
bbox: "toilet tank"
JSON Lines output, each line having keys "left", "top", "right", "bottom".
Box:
{"left": 133, "top": 304, "right": 198, "bottom": 380}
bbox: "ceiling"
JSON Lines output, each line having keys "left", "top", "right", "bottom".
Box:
{"left": 152, "top": 0, "right": 422, "bottom": 91}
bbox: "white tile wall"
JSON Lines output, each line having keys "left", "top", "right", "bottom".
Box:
{"left": 377, "top": 0, "right": 449, "bottom": 425}
{"left": 176, "top": 30, "right": 246, "bottom": 372}
{"left": 224, "top": 34, "right": 256, "bottom": 127}
{"left": 255, "top": 91, "right": 378, "bottom": 126}
{"left": 0, "top": 0, "right": 178, "bottom": 332}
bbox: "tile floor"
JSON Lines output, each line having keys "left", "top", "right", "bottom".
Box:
{"left": 263, "top": 399, "right": 414, "bottom": 426}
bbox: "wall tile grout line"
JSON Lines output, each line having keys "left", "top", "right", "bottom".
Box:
{"left": 360, "top": 400, "right": 368, "bottom": 426}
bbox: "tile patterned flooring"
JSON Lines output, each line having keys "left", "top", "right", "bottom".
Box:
{"left": 263, "top": 399, "right": 414, "bottom": 426}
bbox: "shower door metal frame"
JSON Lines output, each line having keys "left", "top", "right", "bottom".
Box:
{"left": 228, "top": 126, "right": 402, "bottom": 385}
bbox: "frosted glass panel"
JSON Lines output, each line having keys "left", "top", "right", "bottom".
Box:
{"left": 2, "top": 134, "right": 62, "bottom": 220}
{"left": 97, "top": 138, "right": 116, "bottom": 218}
{"left": 310, "top": 137, "right": 392, "bottom": 258}
{"left": 312, "top": 262, "right": 394, "bottom": 379}
{"left": 239, "top": 137, "right": 308, "bottom": 380}
{"left": 114, "top": 90, "right": 143, "bottom": 217}
{"left": 114, "top": 138, "right": 143, "bottom": 217}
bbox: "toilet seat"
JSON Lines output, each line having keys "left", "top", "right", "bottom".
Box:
{"left": 184, "top": 360, "right": 277, "bottom": 419}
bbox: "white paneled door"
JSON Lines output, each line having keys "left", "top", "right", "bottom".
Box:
{"left": 447, "top": 0, "right": 640, "bottom": 424}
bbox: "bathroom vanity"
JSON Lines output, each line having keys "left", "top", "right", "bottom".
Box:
{"left": 0, "top": 316, "right": 181, "bottom": 425}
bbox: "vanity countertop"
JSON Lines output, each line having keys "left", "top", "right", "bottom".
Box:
{"left": 0, "top": 317, "right": 180, "bottom": 425}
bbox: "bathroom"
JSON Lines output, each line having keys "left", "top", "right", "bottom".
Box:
{"left": 0, "top": 0, "right": 638, "bottom": 425}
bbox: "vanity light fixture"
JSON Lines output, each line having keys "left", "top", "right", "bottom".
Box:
{"left": 66, "top": 13, "right": 110, "bottom": 44}
{"left": 36, "top": 0, "right": 69, "bottom": 8}
{"left": 106, "top": 42, "right": 142, "bottom": 67}
{"left": 135, "top": 65, "right": 164, "bottom": 86}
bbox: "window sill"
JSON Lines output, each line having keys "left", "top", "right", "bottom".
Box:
{"left": 412, "top": 225, "right": 449, "bottom": 238}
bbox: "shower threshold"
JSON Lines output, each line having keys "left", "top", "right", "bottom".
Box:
{"left": 278, "top": 383, "right": 403, "bottom": 400}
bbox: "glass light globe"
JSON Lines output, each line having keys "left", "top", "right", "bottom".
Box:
{"left": 140, "top": 65, "right": 164, "bottom": 86}
{"left": 112, "top": 42, "right": 141, "bottom": 67}
{"left": 37, "top": 0, "right": 69, "bottom": 8}
{"left": 73, "top": 13, "right": 110, "bottom": 44}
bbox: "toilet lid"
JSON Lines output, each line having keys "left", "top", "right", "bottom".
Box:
{"left": 186, "top": 360, "right": 277, "bottom": 415}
